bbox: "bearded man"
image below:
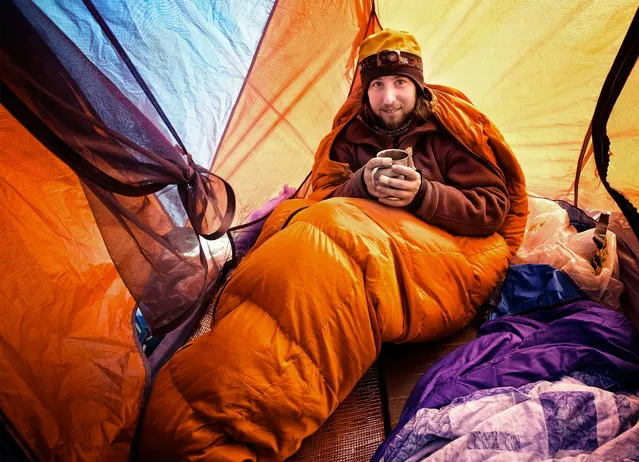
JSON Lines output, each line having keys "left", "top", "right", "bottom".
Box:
{"left": 321, "top": 28, "right": 510, "bottom": 236}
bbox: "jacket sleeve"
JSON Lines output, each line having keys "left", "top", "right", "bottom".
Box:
{"left": 324, "top": 134, "right": 374, "bottom": 199}
{"left": 409, "top": 146, "right": 510, "bottom": 236}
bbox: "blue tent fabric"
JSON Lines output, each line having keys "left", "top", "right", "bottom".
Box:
{"left": 373, "top": 301, "right": 639, "bottom": 461}
{"left": 33, "top": 0, "right": 275, "bottom": 166}
{"left": 488, "top": 264, "right": 584, "bottom": 319}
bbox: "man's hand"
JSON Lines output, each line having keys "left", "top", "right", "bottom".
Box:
{"left": 363, "top": 156, "right": 395, "bottom": 198}
{"left": 375, "top": 164, "right": 422, "bottom": 207}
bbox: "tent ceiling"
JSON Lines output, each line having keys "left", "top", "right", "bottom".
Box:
{"left": 212, "top": 0, "right": 375, "bottom": 222}
{"left": 215, "top": 0, "right": 636, "bottom": 221}
{"left": 33, "top": 0, "right": 275, "bottom": 167}
{"left": 377, "top": 0, "right": 636, "bottom": 210}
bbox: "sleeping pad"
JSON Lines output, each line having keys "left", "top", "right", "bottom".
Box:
{"left": 137, "top": 196, "right": 510, "bottom": 461}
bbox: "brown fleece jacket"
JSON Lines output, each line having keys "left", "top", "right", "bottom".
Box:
{"left": 329, "top": 115, "right": 510, "bottom": 237}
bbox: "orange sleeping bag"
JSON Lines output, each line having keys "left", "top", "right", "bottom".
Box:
{"left": 137, "top": 83, "right": 526, "bottom": 461}
{"left": 138, "top": 197, "right": 510, "bottom": 460}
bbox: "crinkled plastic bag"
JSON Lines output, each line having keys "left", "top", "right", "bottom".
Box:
{"left": 514, "top": 198, "right": 578, "bottom": 263}
{"left": 513, "top": 199, "right": 624, "bottom": 310}
{"left": 560, "top": 229, "right": 623, "bottom": 309}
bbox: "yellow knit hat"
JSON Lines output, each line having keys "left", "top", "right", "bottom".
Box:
{"left": 358, "top": 29, "right": 424, "bottom": 92}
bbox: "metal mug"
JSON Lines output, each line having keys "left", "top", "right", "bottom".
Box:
{"left": 371, "top": 148, "right": 410, "bottom": 187}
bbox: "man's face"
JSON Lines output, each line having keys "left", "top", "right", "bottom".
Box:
{"left": 367, "top": 75, "right": 417, "bottom": 129}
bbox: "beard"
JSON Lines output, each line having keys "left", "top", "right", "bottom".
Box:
{"left": 381, "top": 110, "right": 409, "bottom": 129}
{"left": 371, "top": 106, "right": 415, "bottom": 131}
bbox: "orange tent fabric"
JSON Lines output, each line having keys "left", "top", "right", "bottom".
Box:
{"left": 212, "top": 1, "right": 379, "bottom": 223}
{"left": 0, "top": 107, "right": 146, "bottom": 461}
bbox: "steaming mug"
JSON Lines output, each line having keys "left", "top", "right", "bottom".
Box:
{"left": 371, "top": 148, "right": 411, "bottom": 188}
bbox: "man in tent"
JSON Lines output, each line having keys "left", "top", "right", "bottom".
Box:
{"left": 313, "top": 29, "right": 510, "bottom": 238}
{"left": 138, "top": 29, "right": 528, "bottom": 461}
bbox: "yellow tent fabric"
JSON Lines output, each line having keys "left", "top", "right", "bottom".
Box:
{"left": 212, "top": 0, "right": 378, "bottom": 223}
{"left": 215, "top": 0, "right": 637, "bottom": 218}
{"left": 375, "top": 0, "right": 636, "bottom": 213}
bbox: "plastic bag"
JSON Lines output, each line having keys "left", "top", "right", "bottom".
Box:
{"left": 514, "top": 198, "right": 578, "bottom": 264}
{"left": 560, "top": 229, "right": 624, "bottom": 310}
{"left": 513, "top": 198, "right": 624, "bottom": 310}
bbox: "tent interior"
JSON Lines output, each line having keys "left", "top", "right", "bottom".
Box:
{"left": 1, "top": 0, "right": 638, "bottom": 460}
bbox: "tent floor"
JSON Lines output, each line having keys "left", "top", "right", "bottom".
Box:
{"left": 288, "top": 323, "right": 479, "bottom": 461}
{"left": 288, "top": 363, "right": 386, "bottom": 461}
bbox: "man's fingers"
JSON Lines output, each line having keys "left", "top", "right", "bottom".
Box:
{"left": 391, "top": 164, "right": 420, "bottom": 179}
{"left": 379, "top": 196, "right": 410, "bottom": 207}
{"left": 374, "top": 184, "right": 412, "bottom": 199}
{"left": 376, "top": 175, "right": 413, "bottom": 190}
{"left": 367, "top": 159, "right": 420, "bottom": 201}
{"left": 369, "top": 189, "right": 387, "bottom": 198}
{"left": 367, "top": 157, "right": 394, "bottom": 170}
{"left": 377, "top": 175, "right": 403, "bottom": 189}
{"left": 370, "top": 167, "right": 380, "bottom": 188}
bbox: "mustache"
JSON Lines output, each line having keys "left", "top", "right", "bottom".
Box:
{"left": 380, "top": 105, "right": 402, "bottom": 111}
